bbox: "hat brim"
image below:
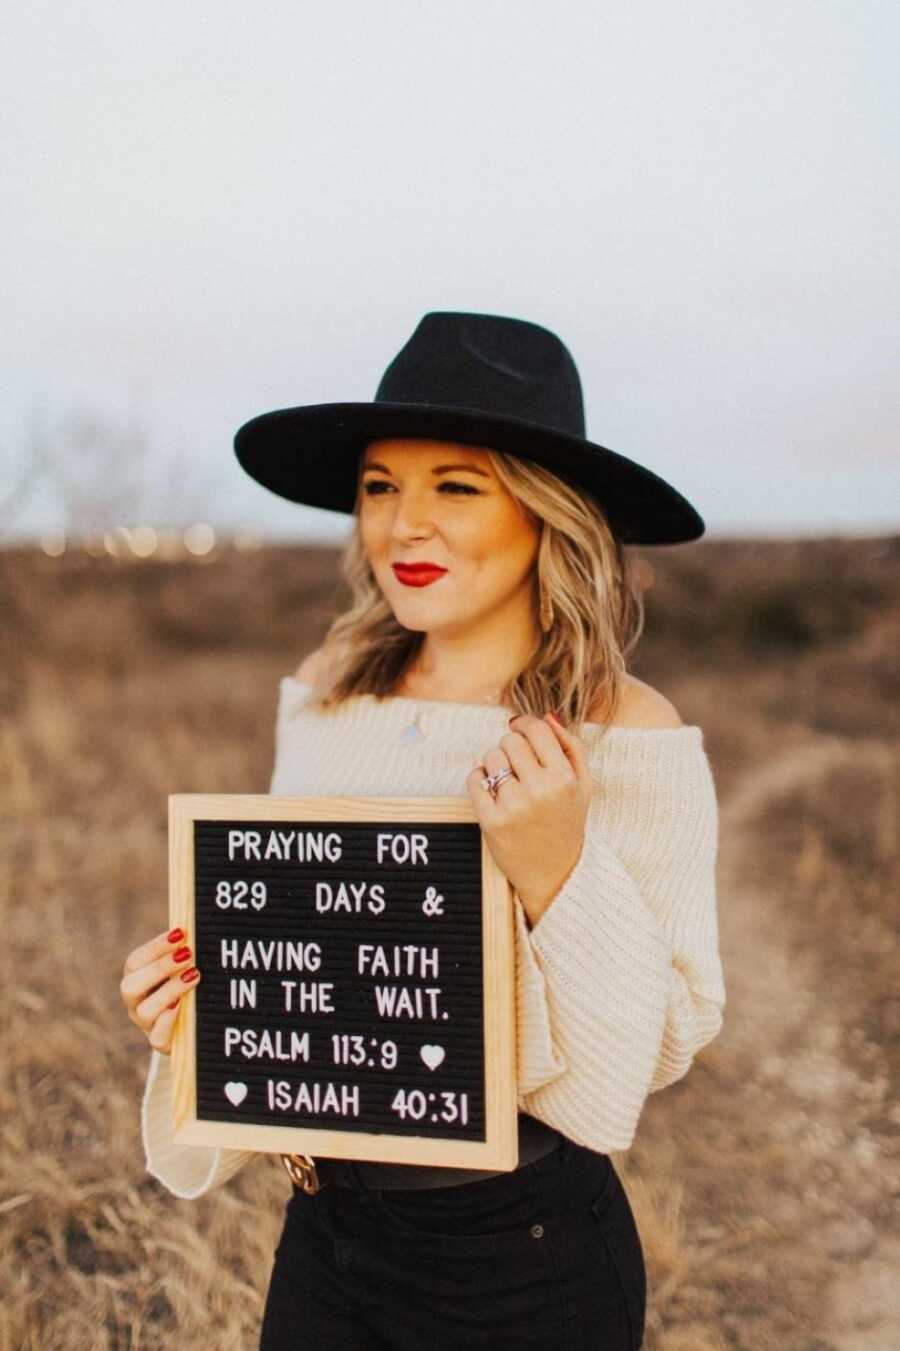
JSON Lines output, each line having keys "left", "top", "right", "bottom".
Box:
{"left": 233, "top": 401, "right": 705, "bottom": 546}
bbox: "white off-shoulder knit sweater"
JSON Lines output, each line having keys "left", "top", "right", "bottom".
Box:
{"left": 141, "top": 676, "right": 726, "bottom": 1200}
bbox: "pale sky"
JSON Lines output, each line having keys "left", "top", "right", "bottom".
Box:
{"left": 3, "top": 0, "right": 898, "bottom": 542}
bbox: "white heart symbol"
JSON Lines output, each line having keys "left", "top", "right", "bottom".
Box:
{"left": 224, "top": 1081, "right": 248, "bottom": 1106}
{"left": 420, "top": 1044, "right": 445, "bottom": 1071}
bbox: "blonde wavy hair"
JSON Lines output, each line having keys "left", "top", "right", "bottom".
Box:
{"left": 302, "top": 447, "right": 646, "bottom": 738}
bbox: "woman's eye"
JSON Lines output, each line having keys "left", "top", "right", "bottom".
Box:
{"left": 362, "top": 481, "right": 479, "bottom": 496}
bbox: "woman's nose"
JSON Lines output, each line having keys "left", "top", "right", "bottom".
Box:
{"left": 389, "top": 495, "right": 435, "bottom": 537}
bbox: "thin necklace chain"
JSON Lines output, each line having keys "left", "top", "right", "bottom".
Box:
{"left": 396, "top": 672, "right": 510, "bottom": 706}
{"left": 395, "top": 672, "right": 510, "bottom": 741}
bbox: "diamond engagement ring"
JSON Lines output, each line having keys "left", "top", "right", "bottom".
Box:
{"left": 481, "top": 767, "right": 514, "bottom": 798}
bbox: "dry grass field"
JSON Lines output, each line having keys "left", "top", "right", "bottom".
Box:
{"left": 1, "top": 536, "right": 898, "bottom": 1350}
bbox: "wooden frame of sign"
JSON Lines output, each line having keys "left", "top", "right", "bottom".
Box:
{"left": 167, "top": 793, "right": 519, "bottom": 1171}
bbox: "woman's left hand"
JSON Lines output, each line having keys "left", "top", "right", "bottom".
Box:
{"left": 465, "top": 712, "right": 598, "bottom": 928}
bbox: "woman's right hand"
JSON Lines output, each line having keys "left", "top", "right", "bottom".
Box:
{"left": 119, "top": 927, "right": 201, "bottom": 1056}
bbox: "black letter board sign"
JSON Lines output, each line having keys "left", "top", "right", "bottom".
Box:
{"left": 167, "top": 794, "right": 518, "bottom": 1171}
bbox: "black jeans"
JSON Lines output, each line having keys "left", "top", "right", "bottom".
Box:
{"left": 259, "top": 1135, "right": 646, "bottom": 1350}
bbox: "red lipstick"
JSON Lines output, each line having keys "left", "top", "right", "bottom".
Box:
{"left": 392, "top": 563, "right": 448, "bottom": 588}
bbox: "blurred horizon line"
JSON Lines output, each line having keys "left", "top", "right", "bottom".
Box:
{"left": 2, "top": 521, "right": 898, "bottom": 552}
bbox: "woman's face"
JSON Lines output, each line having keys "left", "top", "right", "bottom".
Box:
{"left": 358, "top": 438, "right": 542, "bottom": 638}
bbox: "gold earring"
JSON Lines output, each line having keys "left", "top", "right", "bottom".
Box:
{"left": 539, "top": 583, "right": 554, "bottom": 633}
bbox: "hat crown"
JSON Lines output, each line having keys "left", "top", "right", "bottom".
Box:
{"left": 374, "top": 311, "right": 585, "bottom": 439}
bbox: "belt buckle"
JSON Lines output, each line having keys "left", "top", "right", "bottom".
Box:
{"left": 280, "top": 1152, "right": 325, "bottom": 1194}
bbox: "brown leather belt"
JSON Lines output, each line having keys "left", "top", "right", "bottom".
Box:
{"left": 281, "top": 1113, "right": 565, "bottom": 1194}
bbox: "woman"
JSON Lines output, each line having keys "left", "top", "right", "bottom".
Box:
{"left": 121, "top": 312, "right": 726, "bottom": 1350}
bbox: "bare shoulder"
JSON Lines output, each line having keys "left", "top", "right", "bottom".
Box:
{"left": 595, "top": 674, "right": 684, "bottom": 729}
{"left": 293, "top": 649, "right": 320, "bottom": 683}
{"left": 293, "top": 645, "right": 331, "bottom": 684}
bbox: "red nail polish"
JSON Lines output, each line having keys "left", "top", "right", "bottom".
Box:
{"left": 167, "top": 927, "right": 185, "bottom": 944}
{"left": 172, "top": 946, "right": 191, "bottom": 963}
{"left": 180, "top": 967, "right": 199, "bottom": 983}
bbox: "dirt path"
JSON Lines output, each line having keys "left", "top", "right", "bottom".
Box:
{"left": 630, "top": 733, "right": 899, "bottom": 1349}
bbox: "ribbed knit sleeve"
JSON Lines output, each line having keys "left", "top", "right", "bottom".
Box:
{"left": 513, "top": 732, "right": 725, "bottom": 1151}
{"left": 141, "top": 1049, "right": 258, "bottom": 1200}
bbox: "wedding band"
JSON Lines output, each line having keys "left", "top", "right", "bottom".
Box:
{"left": 481, "top": 767, "right": 514, "bottom": 796}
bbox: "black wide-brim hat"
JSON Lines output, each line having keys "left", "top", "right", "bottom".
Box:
{"left": 234, "top": 311, "right": 705, "bottom": 546}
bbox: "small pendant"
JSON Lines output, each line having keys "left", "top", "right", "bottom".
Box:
{"left": 400, "top": 711, "right": 424, "bottom": 742}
